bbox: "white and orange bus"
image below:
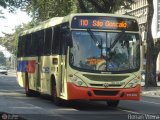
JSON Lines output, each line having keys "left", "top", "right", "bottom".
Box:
{"left": 17, "top": 13, "right": 141, "bottom": 107}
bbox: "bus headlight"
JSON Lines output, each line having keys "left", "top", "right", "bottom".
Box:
{"left": 125, "top": 79, "right": 139, "bottom": 88}
{"left": 71, "top": 76, "right": 87, "bottom": 87}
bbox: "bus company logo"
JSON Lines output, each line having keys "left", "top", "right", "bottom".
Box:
{"left": 103, "top": 83, "right": 109, "bottom": 88}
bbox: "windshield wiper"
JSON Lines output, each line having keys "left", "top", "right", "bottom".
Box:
{"left": 106, "top": 30, "right": 125, "bottom": 60}
{"left": 108, "top": 30, "right": 125, "bottom": 51}
{"left": 87, "top": 29, "right": 101, "bottom": 48}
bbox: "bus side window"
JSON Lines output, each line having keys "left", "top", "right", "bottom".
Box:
{"left": 44, "top": 28, "right": 52, "bottom": 55}
{"left": 52, "top": 25, "right": 60, "bottom": 54}
{"left": 25, "top": 34, "right": 32, "bottom": 56}
{"left": 17, "top": 36, "right": 22, "bottom": 57}
{"left": 37, "top": 30, "right": 45, "bottom": 56}
{"left": 31, "top": 32, "right": 38, "bottom": 56}
{"left": 31, "top": 31, "right": 44, "bottom": 56}
{"left": 21, "top": 36, "right": 26, "bottom": 57}
{"left": 60, "top": 25, "right": 70, "bottom": 55}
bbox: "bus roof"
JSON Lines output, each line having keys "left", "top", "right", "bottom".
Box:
{"left": 20, "top": 17, "right": 67, "bottom": 36}
{"left": 20, "top": 13, "right": 138, "bottom": 36}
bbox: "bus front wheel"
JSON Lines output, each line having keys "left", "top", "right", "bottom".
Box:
{"left": 106, "top": 100, "right": 119, "bottom": 107}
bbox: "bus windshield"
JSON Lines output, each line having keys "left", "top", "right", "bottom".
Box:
{"left": 70, "top": 31, "right": 140, "bottom": 72}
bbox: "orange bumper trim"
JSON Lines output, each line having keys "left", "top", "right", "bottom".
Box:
{"left": 67, "top": 82, "right": 140, "bottom": 101}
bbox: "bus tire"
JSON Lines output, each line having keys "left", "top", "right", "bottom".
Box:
{"left": 25, "top": 73, "right": 35, "bottom": 97}
{"left": 106, "top": 100, "right": 119, "bottom": 107}
{"left": 51, "top": 77, "right": 63, "bottom": 106}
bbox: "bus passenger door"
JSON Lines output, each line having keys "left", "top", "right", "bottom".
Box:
{"left": 52, "top": 24, "right": 69, "bottom": 98}
{"left": 36, "top": 56, "right": 41, "bottom": 90}
{"left": 59, "top": 25, "right": 69, "bottom": 96}
{"left": 33, "top": 30, "right": 44, "bottom": 92}
{"left": 59, "top": 33, "right": 67, "bottom": 95}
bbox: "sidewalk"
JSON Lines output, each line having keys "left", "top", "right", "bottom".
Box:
{"left": 141, "top": 82, "right": 160, "bottom": 97}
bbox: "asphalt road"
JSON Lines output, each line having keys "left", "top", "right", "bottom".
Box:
{"left": 0, "top": 71, "right": 160, "bottom": 120}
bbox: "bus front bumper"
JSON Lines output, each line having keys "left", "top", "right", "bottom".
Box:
{"left": 67, "top": 82, "right": 140, "bottom": 101}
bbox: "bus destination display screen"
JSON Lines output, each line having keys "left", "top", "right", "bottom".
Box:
{"left": 71, "top": 16, "right": 139, "bottom": 31}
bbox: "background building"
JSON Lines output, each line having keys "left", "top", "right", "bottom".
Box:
{"left": 116, "top": 0, "right": 148, "bottom": 32}
{"left": 116, "top": 0, "right": 160, "bottom": 72}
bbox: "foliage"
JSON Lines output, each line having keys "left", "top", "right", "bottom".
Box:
{"left": 76, "top": 0, "right": 134, "bottom": 13}
{"left": 0, "top": 52, "right": 6, "bottom": 65}
{"left": 16, "top": 0, "right": 134, "bottom": 22}
{"left": 23, "top": 0, "right": 76, "bottom": 21}
{"left": 0, "top": 23, "right": 34, "bottom": 54}
{"left": 0, "top": 0, "right": 135, "bottom": 21}
{"left": 0, "top": 0, "right": 26, "bottom": 12}
{"left": 0, "top": 0, "right": 28, "bottom": 19}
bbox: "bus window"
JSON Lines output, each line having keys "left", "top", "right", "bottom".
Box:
{"left": 25, "top": 34, "right": 32, "bottom": 56}
{"left": 31, "top": 31, "right": 45, "bottom": 56}
{"left": 37, "top": 30, "right": 45, "bottom": 56}
{"left": 17, "top": 36, "right": 22, "bottom": 57}
{"left": 52, "top": 25, "right": 60, "bottom": 54}
{"left": 60, "top": 24, "right": 70, "bottom": 55}
{"left": 21, "top": 36, "right": 26, "bottom": 57}
{"left": 31, "top": 32, "right": 38, "bottom": 56}
{"left": 44, "top": 28, "right": 52, "bottom": 55}
{"left": 60, "top": 32, "right": 67, "bottom": 55}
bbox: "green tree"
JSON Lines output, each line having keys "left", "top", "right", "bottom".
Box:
{"left": 0, "top": 23, "right": 34, "bottom": 54}
{"left": 145, "top": 0, "right": 160, "bottom": 87}
{"left": 17, "top": 0, "right": 134, "bottom": 22}
{"left": 76, "top": 0, "right": 134, "bottom": 13}
{"left": 1, "top": 0, "right": 134, "bottom": 22}
{"left": 0, "top": 0, "right": 26, "bottom": 19}
{"left": 0, "top": 0, "right": 24, "bottom": 11}
{"left": 23, "top": 0, "right": 75, "bottom": 21}
{"left": 0, "top": 52, "right": 6, "bottom": 66}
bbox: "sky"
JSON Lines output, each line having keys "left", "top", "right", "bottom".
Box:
{"left": 0, "top": 7, "right": 31, "bottom": 57}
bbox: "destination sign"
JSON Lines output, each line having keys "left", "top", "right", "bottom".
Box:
{"left": 71, "top": 16, "right": 139, "bottom": 31}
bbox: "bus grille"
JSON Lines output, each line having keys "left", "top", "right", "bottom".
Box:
{"left": 93, "top": 90, "right": 119, "bottom": 96}
{"left": 90, "top": 84, "right": 122, "bottom": 87}
{"left": 83, "top": 74, "right": 129, "bottom": 82}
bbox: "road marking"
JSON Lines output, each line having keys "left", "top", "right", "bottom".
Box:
{"left": 56, "top": 108, "right": 78, "bottom": 111}
{"left": 141, "top": 100, "right": 160, "bottom": 105}
{"left": 117, "top": 108, "right": 140, "bottom": 114}
{"left": 0, "top": 92, "right": 24, "bottom": 96}
{"left": 11, "top": 106, "right": 42, "bottom": 109}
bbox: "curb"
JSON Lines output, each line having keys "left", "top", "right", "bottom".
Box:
{"left": 141, "top": 91, "right": 160, "bottom": 97}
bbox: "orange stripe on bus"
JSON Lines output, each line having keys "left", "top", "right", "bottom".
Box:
{"left": 27, "top": 60, "right": 36, "bottom": 73}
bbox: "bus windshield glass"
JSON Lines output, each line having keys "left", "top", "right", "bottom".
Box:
{"left": 70, "top": 31, "right": 140, "bottom": 73}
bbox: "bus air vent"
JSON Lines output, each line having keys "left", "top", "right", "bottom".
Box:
{"left": 90, "top": 84, "right": 122, "bottom": 87}
{"left": 83, "top": 74, "right": 129, "bottom": 82}
{"left": 93, "top": 90, "right": 119, "bottom": 96}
